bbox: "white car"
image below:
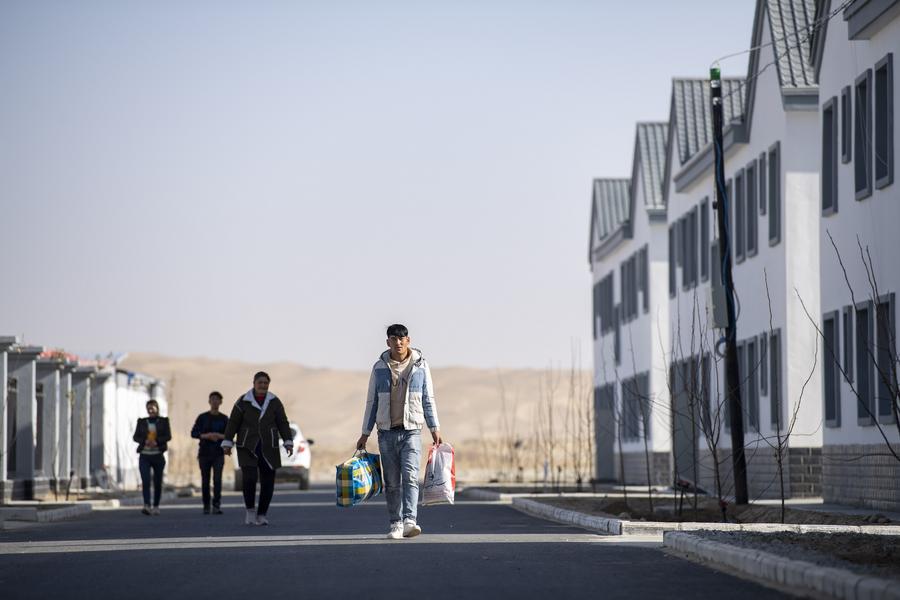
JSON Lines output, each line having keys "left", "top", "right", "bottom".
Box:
{"left": 232, "top": 422, "right": 314, "bottom": 490}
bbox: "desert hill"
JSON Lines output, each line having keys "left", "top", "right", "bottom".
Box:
{"left": 120, "top": 353, "right": 592, "bottom": 483}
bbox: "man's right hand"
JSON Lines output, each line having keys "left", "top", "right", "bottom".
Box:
{"left": 355, "top": 434, "right": 369, "bottom": 451}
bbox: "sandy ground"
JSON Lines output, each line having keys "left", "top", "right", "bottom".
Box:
{"left": 120, "top": 353, "right": 592, "bottom": 484}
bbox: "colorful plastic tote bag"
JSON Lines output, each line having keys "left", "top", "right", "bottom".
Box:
{"left": 335, "top": 450, "right": 383, "bottom": 507}
{"left": 421, "top": 442, "right": 456, "bottom": 506}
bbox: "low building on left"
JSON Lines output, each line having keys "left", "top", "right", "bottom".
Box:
{"left": 0, "top": 335, "right": 166, "bottom": 502}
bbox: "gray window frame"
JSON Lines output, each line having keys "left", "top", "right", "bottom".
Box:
{"left": 746, "top": 159, "right": 758, "bottom": 256}
{"left": 875, "top": 53, "right": 894, "bottom": 189}
{"left": 770, "top": 329, "right": 782, "bottom": 429}
{"left": 856, "top": 299, "right": 875, "bottom": 425}
{"left": 688, "top": 207, "right": 698, "bottom": 288}
{"left": 823, "top": 311, "right": 842, "bottom": 428}
{"left": 746, "top": 338, "right": 759, "bottom": 432}
{"left": 875, "top": 292, "right": 896, "bottom": 424}
{"left": 734, "top": 168, "right": 745, "bottom": 263}
{"left": 843, "top": 305, "right": 854, "bottom": 383}
{"left": 700, "top": 198, "right": 710, "bottom": 282}
{"left": 767, "top": 142, "right": 781, "bottom": 245}
{"left": 668, "top": 226, "right": 676, "bottom": 298}
{"left": 758, "top": 152, "right": 767, "bottom": 216}
{"left": 822, "top": 96, "right": 839, "bottom": 216}
{"left": 855, "top": 69, "right": 874, "bottom": 201}
{"left": 841, "top": 85, "right": 852, "bottom": 164}
{"left": 641, "top": 245, "right": 649, "bottom": 314}
{"left": 759, "top": 332, "right": 768, "bottom": 395}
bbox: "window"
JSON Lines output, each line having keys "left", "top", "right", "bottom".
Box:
{"left": 876, "top": 294, "right": 896, "bottom": 423}
{"left": 614, "top": 305, "right": 621, "bottom": 365}
{"left": 759, "top": 332, "right": 768, "bottom": 395}
{"left": 822, "top": 97, "right": 839, "bottom": 215}
{"left": 641, "top": 245, "right": 649, "bottom": 313}
{"left": 597, "top": 273, "right": 615, "bottom": 335}
{"left": 621, "top": 378, "right": 640, "bottom": 442}
{"left": 824, "top": 312, "right": 841, "bottom": 427}
{"left": 701, "top": 353, "right": 712, "bottom": 432}
{"left": 843, "top": 306, "right": 854, "bottom": 383}
{"left": 668, "top": 227, "right": 675, "bottom": 298}
{"left": 592, "top": 281, "right": 601, "bottom": 340}
{"left": 735, "top": 168, "right": 745, "bottom": 262}
{"left": 855, "top": 69, "right": 873, "bottom": 200}
{"left": 6, "top": 377, "right": 16, "bottom": 476}
{"left": 746, "top": 160, "right": 757, "bottom": 256}
{"left": 759, "top": 152, "right": 767, "bottom": 215}
{"left": 680, "top": 216, "right": 689, "bottom": 290}
{"left": 688, "top": 207, "right": 698, "bottom": 287}
{"left": 875, "top": 53, "right": 894, "bottom": 188}
{"left": 746, "top": 338, "right": 759, "bottom": 432}
{"left": 768, "top": 142, "right": 781, "bottom": 245}
{"left": 841, "top": 86, "right": 852, "bottom": 164}
{"left": 770, "top": 329, "right": 782, "bottom": 429}
{"left": 856, "top": 301, "right": 874, "bottom": 424}
{"left": 700, "top": 198, "right": 710, "bottom": 281}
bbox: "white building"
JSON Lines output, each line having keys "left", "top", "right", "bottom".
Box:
{"left": 589, "top": 122, "right": 672, "bottom": 485}
{"left": 664, "top": 0, "right": 825, "bottom": 501}
{"left": 814, "top": 0, "right": 900, "bottom": 510}
{"left": 0, "top": 340, "right": 166, "bottom": 501}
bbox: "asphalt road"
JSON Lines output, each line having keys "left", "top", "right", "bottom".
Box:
{"left": 0, "top": 487, "right": 791, "bottom": 599}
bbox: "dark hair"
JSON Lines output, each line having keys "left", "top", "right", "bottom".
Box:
{"left": 386, "top": 324, "right": 408, "bottom": 338}
{"left": 146, "top": 399, "right": 159, "bottom": 409}
{"left": 253, "top": 371, "right": 271, "bottom": 383}
{"left": 209, "top": 391, "right": 223, "bottom": 401}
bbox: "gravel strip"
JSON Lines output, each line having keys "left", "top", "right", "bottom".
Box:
{"left": 692, "top": 531, "right": 900, "bottom": 582}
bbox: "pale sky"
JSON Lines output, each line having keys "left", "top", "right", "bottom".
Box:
{"left": 1, "top": 1, "right": 752, "bottom": 369}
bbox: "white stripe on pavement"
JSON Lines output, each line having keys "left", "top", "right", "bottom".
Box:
{"left": 0, "top": 533, "right": 610, "bottom": 554}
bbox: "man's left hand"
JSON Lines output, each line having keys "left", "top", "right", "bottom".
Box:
{"left": 431, "top": 430, "right": 443, "bottom": 446}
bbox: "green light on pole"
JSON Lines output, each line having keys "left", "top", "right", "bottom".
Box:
{"left": 710, "top": 66, "right": 721, "bottom": 82}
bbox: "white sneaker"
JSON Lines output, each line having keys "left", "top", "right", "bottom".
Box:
{"left": 245, "top": 509, "right": 257, "bottom": 525}
{"left": 403, "top": 519, "right": 421, "bottom": 538}
{"left": 255, "top": 514, "right": 269, "bottom": 526}
{"left": 151, "top": 507, "right": 160, "bottom": 516}
{"left": 386, "top": 522, "right": 404, "bottom": 540}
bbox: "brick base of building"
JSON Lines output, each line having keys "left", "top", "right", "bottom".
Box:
{"left": 617, "top": 451, "right": 670, "bottom": 486}
{"left": 823, "top": 443, "right": 900, "bottom": 512}
{"left": 694, "top": 444, "right": 821, "bottom": 500}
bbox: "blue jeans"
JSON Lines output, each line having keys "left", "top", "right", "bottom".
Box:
{"left": 377, "top": 428, "right": 421, "bottom": 524}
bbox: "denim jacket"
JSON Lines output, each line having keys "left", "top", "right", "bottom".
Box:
{"left": 361, "top": 348, "right": 440, "bottom": 435}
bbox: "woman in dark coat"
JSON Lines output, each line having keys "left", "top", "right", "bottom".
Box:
{"left": 133, "top": 399, "right": 171, "bottom": 515}
{"left": 222, "top": 371, "right": 294, "bottom": 526}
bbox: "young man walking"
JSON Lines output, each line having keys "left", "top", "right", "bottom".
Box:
{"left": 356, "top": 324, "right": 442, "bottom": 539}
{"left": 191, "top": 391, "right": 229, "bottom": 514}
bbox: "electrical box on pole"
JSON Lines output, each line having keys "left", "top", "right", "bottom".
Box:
{"left": 709, "top": 67, "right": 749, "bottom": 505}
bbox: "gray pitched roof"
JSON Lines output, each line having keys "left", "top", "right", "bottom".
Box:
{"left": 671, "top": 78, "right": 746, "bottom": 166}
{"left": 589, "top": 178, "right": 631, "bottom": 259}
{"left": 634, "top": 122, "right": 669, "bottom": 209}
{"left": 767, "top": 0, "right": 817, "bottom": 88}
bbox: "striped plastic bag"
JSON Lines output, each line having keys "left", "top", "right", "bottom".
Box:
{"left": 335, "top": 451, "right": 383, "bottom": 507}
{"left": 421, "top": 442, "right": 455, "bottom": 506}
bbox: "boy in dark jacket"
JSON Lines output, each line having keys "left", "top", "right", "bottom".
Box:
{"left": 133, "top": 399, "right": 171, "bottom": 515}
{"left": 191, "top": 391, "right": 229, "bottom": 514}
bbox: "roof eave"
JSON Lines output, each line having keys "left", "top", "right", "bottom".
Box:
{"left": 673, "top": 121, "right": 748, "bottom": 194}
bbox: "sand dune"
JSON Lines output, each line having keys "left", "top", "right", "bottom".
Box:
{"left": 120, "top": 353, "right": 592, "bottom": 483}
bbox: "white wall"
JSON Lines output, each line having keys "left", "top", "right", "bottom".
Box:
{"left": 818, "top": 13, "right": 900, "bottom": 447}
{"left": 667, "top": 11, "right": 822, "bottom": 451}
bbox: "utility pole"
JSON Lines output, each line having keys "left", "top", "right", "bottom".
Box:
{"left": 710, "top": 67, "right": 749, "bottom": 505}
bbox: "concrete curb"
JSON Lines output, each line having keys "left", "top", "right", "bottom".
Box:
{"left": 88, "top": 491, "right": 180, "bottom": 508}
{"left": 511, "top": 498, "right": 900, "bottom": 538}
{"left": 459, "top": 488, "right": 513, "bottom": 503}
{"left": 0, "top": 503, "right": 92, "bottom": 524}
{"left": 664, "top": 531, "right": 900, "bottom": 600}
